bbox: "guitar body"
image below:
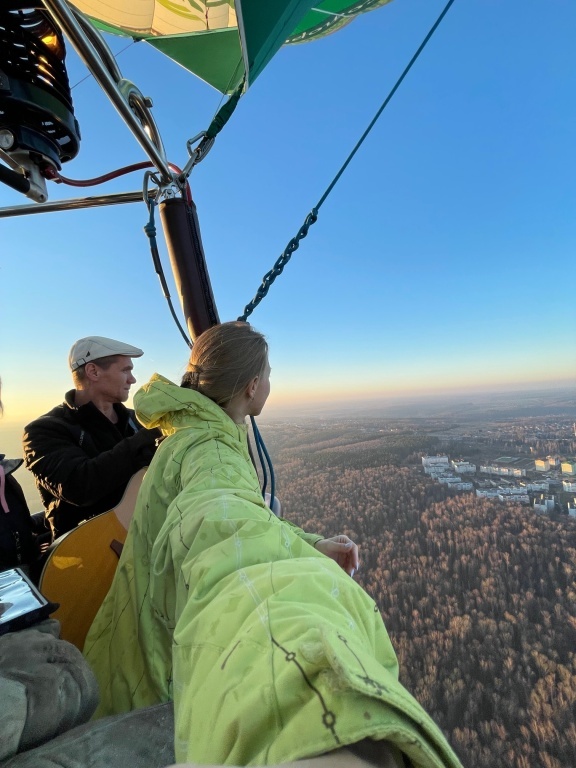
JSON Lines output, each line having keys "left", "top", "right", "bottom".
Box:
{"left": 39, "top": 468, "right": 146, "bottom": 651}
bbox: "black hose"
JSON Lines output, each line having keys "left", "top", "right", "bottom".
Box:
{"left": 0, "top": 164, "right": 30, "bottom": 195}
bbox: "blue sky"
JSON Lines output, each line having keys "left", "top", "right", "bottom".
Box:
{"left": 1, "top": 0, "right": 575, "bottom": 430}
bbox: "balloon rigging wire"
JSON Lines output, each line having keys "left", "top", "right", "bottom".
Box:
{"left": 238, "top": 0, "right": 458, "bottom": 322}
{"left": 70, "top": 40, "right": 136, "bottom": 90}
{"left": 315, "top": 0, "right": 457, "bottom": 212}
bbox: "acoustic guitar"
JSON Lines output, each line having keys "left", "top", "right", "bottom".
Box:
{"left": 39, "top": 468, "right": 146, "bottom": 651}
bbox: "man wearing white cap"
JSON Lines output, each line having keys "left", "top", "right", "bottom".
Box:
{"left": 23, "top": 336, "right": 160, "bottom": 540}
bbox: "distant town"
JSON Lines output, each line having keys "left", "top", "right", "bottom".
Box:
{"left": 262, "top": 396, "right": 576, "bottom": 522}
{"left": 421, "top": 420, "right": 576, "bottom": 517}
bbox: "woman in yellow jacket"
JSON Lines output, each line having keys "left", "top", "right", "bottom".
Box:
{"left": 84, "top": 322, "right": 462, "bottom": 768}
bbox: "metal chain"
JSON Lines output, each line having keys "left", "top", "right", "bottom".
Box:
{"left": 238, "top": 209, "right": 317, "bottom": 321}
{"left": 238, "top": 0, "right": 457, "bottom": 323}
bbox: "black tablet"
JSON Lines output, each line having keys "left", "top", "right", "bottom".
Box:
{"left": 0, "top": 568, "right": 57, "bottom": 635}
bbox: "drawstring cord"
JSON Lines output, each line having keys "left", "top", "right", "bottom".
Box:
{"left": 0, "top": 464, "right": 10, "bottom": 514}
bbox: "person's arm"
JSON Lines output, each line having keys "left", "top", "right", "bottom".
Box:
{"left": 279, "top": 519, "right": 359, "bottom": 576}
{"left": 277, "top": 518, "right": 324, "bottom": 549}
{"left": 313, "top": 535, "right": 359, "bottom": 576}
{"left": 23, "top": 419, "right": 159, "bottom": 508}
{"left": 178, "top": 441, "right": 359, "bottom": 576}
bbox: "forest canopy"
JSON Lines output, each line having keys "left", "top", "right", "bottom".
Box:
{"left": 263, "top": 418, "right": 576, "bottom": 768}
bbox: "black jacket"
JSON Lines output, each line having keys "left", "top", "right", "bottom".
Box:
{"left": 23, "top": 391, "right": 159, "bottom": 539}
{"left": 0, "top": 456, "right": 39, "bottom": 572}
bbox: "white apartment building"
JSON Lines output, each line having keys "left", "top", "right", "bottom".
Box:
{"left": 451, "top": 461, "right": 476, "bottom": 473}
{"left": 533, "top": 495, "right": 555, "bottom": 513}
{"left": 476, "top": 489, "right": 501, "bottom": 498}
{"left": 480, "top": 465, "right": 526, "bottom": 478}
{"left": 498, "top": 493, "right": 529, "bottom": 504}
{"left": 422, "top": 456, "right": 449, "bottom": 468}
{"left": 523, "top": 482, "right": 550, "bottom": 491}
{"left": 424, "top": 466, "right": 448, "bottom": 477}
{"left": 437, "top": 475, "right": 462, "bottom": 485}
{"left": 499, "top": 487, "right": 530, "bottom": 496}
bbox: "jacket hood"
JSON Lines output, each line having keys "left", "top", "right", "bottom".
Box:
{"left": 134, "top": 374, "right": 247, "bottom": 439}
{"left": 0, "top": 455, "right": 23, "bottom": 476}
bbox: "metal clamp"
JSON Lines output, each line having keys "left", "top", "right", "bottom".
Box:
{"left": 118, "top": 79, "right": 166, "bottom": 160}
{"left": 179, "top": 132, "right": 215, "bottom": 180}
{"left": 142, "top": 168, "right": 178, "bottom": 211}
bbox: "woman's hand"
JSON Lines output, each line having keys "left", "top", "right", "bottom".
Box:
{"left": 314, "top": 535, "right": 359, "bottom": 577}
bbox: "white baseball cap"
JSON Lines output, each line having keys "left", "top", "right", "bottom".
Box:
{"left": 69, "top": 336, "right": 144, "bottom": 371}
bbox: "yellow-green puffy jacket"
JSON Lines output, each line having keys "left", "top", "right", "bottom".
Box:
{"left": 84, "top": 375, "right": 462, "bottom": 768}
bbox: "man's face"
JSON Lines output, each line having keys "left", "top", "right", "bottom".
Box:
{"left": 94, "top": 356, "right": 136, "bottom": 403}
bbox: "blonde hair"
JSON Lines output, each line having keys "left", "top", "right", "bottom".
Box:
{"left": 181, "top": 322, "right": 268, "bottom": 408}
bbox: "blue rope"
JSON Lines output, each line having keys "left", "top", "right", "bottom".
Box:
{"left": 250, "top": 416, "right": 275, "bottom": 510}
{"left": 250, "top": 416, "right": 268, "bottom": 497}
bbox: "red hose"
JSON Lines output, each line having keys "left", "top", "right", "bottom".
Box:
{"left": 44, "top": 160, "right": 193, "bottom": 204}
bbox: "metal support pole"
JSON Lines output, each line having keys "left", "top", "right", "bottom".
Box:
{"left": 42, "top": 0, "right": 173, "bottom": 183}
{"left": 0, "top": 190, "right": 152, "bottom": 218}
